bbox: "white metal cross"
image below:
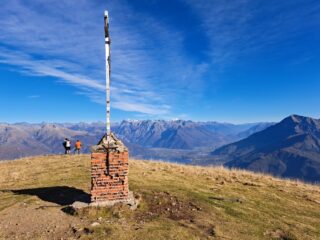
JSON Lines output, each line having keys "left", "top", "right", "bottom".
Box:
{"left": 104, "top": 11, "right": 111, "bottom": 136}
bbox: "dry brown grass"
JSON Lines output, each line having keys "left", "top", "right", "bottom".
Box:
{"left": 0, "top": 155, "right": 319, "bottom": 240}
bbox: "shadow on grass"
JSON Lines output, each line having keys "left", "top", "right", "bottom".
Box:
{"left": 2, "top": 186, "right": 90, "bottom": 205}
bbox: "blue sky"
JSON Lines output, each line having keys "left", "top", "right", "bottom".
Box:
{"left": 0, "top": 0, "right": 319, "bottom": 123}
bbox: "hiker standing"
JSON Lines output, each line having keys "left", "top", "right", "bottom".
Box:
{"left": 63, "top": 138, "right": 67, "bottom": 154}
{"left": 74, "top": 140, "right": 82, "bottom": 155}
{"left": 63, "top": 138, "right": 71, "bottom": 154}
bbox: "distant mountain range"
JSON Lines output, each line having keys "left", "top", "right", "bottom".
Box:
{"left": 211, "top": 115, "right": 320, "bottom": 182}
{"left": 2, "top": 115, "right": 320, "bottom": 182}
{"left": 113, "top": 120, "right": 273, "bottom": 149}
{"left": 0, "top": 120, "right": 272, "bottom": 161}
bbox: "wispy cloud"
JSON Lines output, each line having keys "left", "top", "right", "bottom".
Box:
{"left": 0, "top": 0, "right": 201, "bottom": 117}
{"left": 113, "top": 101, "right": 170, "bottom": 115}
{"left": 27, "top": 95, "right": 40, "bottom": 99}
{"left": 3, "top": 0, "right": 317, "bottom": 120}
{"left": 187, "top": 0, "right": 320, "bottom": 66}
{"left": 0, "top": 48, "right": 105, "bottom": 91}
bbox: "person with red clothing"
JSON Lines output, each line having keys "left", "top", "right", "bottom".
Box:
{"left": 74, "top": 140, "right": 82, "bottom": 154}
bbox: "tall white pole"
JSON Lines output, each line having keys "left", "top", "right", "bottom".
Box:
{"left": 104, "top": 11, "right": 111, "bottom": 136}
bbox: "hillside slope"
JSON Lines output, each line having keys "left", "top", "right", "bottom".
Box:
{"left": 212, "top": 115, "right": 320, "bottom": 182}
{"left": 0, "top": 155, "right": 319, "bottom": 239}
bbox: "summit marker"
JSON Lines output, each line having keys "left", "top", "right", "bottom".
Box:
{"left": 89, "top": 11, "right": 137, "bottom": 208}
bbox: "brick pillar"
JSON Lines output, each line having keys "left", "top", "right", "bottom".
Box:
{"left": 90, "top": 133, "right": 129, "bottom": 205}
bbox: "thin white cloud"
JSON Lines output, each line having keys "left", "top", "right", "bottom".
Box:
{"left": 187, "top": 0, "right": 320, "bottom": 66}
{"left": 0, "top": 0, "right": 190, "bottom": 116}
{"left": 113, "top": 101, "right": 170, "bottom": 115}
{"left": 27, "top": 95, "right": 40, "bottom": 99}
{"left": 0, "top": 49, "right": 105, "bottom": 91}
{"left": 1, "top": 0, "right": 319, "bottom": 120}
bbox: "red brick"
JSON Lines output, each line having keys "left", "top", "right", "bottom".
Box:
{"left": 91, "top": 149, "right": 130, "bottom": 202}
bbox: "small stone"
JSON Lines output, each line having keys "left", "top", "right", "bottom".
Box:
{"left": 71, "top": 201, "right": 89, "bottom": 209}
{"left": 90, "top": 222, "right": 100, "bottom": 227}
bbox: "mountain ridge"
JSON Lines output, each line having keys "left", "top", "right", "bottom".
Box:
{"left": 211, "top": 115, "right": 320, "bottom": 182}
{"left": 0, "top": 120, "right": 273, "bottom": 161}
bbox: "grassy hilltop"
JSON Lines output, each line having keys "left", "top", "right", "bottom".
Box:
{"left": 0, "top": 155, "right": 319, "bottom": 240}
